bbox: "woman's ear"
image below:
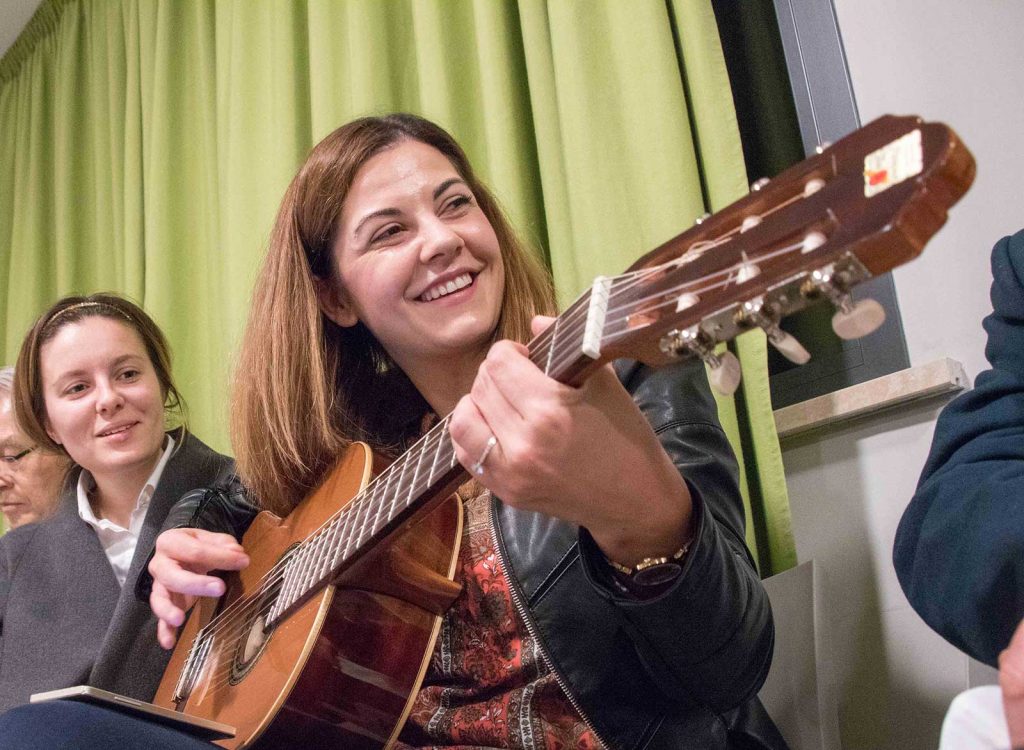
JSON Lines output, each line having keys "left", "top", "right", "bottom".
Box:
{"left": 44, "top": 419, "right": 61, "bottom": 447}
{"left": 314, "top": 277, "right": 359, "bottom": 328}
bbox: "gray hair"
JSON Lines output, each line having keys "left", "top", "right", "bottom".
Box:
{"left": 0, "top": 366, "right": 12, "bottom": 396}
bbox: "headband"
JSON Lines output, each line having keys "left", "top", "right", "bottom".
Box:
{"left": 43, "top": 301, "right": 133, "bottom": 332}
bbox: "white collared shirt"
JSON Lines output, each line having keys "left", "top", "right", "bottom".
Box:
{"left": 76, "top": 434, "right": 175, "bottom": 587}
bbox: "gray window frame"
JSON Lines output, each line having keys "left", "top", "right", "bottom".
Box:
{"left": 767, "top": 0, "right": 910, "bottom": 408}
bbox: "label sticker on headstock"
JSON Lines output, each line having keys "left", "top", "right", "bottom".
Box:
{"left": 864, "top": 128, "right": 923, "bottom": 197}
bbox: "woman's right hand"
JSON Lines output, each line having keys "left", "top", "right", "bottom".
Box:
{"left": 148, "top": 528, "right": 250, "bottom": 649}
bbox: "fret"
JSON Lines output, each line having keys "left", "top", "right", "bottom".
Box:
{"left": 310, "top": 525, "right": 331, "bottom": 584}
{"left": 427, "top": 425, "right": 444, "bottom": 487}
{"left": 544, "top": 314, "right": 561, "bottom": 376}
{"left": 368, "top": 453, "right": 411, "bottom": 544}
{"left": 292, "top": 542, "right": 316, "bottom": 603}
{"left": 333, "top": 499, "right": 360, "bottom": 568}
{"left": 442, "top": 417, "right": 458, "bottom": 469}
{"left": 343, "top": 468, "right": 387, "bottom": 561}
{"left": 404, "top": 436, "right": 429, "bottom": 513}
{"left": 276, "top": 552, "right": 302, "bottom": 617}
{"left": 324, "top": 510, "right": 345, "bottom": 571}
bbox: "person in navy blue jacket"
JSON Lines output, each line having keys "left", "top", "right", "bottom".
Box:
{"left": 894, "top": 228, "right": 1024, "bottom": 667}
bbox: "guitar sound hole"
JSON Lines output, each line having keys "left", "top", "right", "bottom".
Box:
{"left": 228, "top": 547, "right": 293, "bottom": 685}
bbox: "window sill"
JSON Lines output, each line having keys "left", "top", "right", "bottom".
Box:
{"left": 774, "top": 357, "right": 969, "bottom": 440}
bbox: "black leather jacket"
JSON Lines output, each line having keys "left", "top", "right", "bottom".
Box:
{"left": 143, "top": 358, "right": 784, "bottom": 750}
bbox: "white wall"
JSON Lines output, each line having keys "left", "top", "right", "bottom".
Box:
{"left": 0, "top": 0, "right": 42, "bottom": 58}
{"left": 787, "top": 2, "right": 1024, "bottom": 748}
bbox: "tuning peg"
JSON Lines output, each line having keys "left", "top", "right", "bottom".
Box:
{"left": 736, "top": 297, "right": 812, "bottom": 366}
{"left": 707, "top": 350, "right": 742, "bottom": 396}
{"left": 767, "top": 329, "right": 811, "bottom": 364}
{"left": 751, "top": 177, "right": 770, "bottom": 192}
{"left": 659, "top": 327, "right": 741, "bottom": 396}
{"left": 832, "top": 296, "right": 886, "bottom": 339}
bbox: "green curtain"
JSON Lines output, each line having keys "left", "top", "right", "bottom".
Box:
{"left": 0, "top": 0, "right": 794, "bottom": 574}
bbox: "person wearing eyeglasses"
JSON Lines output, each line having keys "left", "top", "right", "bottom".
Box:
{"left": 0, "top": 366, "right": 68, "bottom": 529}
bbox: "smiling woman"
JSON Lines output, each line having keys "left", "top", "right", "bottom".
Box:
{"left": 0, "top": 294, "right": 235, "bottom": 712}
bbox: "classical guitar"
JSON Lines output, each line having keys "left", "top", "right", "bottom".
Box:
{"left": 153, "top": 115, "right": 975, "bottom": 748}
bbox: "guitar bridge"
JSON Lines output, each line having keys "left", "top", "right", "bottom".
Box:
{"left": 173, "top": 632, "right": 213, "bottom": 707}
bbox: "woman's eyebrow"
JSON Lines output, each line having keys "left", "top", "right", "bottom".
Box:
{"left": 433, "top": 177, "right": 466, "bottom": 199}
{"left": 353, "top": 208, "right": 400, "bottom": 238}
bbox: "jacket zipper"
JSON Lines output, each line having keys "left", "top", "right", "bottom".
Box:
{"left": 487, "top": 499, "right": 612, "bottom": 750}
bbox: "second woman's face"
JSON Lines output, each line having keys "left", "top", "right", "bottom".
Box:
{"left": 325, "top": 139, "right": 505, "bottom": 377}
{"left": 40, "top": 316, "right": 166, "bottom": 486}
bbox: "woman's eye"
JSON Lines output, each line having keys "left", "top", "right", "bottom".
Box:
{"left": 120, "top": 369, "right": 141, "bottom": 381}
{"left": 370, "top": 225, "right": 403, "bottom": 245}
{"left": 444, "top": 195, "right": 472, "bottom": 213}
{"left": 64, "top": 383, "right": 87, "bottom": 396}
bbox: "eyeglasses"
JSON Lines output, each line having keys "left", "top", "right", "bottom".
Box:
{"left": 0, "top": 446, "right": 36, "bottom": 472}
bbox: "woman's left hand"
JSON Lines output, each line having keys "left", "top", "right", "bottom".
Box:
{"left": 450, "top": 316, "right": 694, "bottom": 567}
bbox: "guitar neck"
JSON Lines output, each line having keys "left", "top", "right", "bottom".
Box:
{"left": 266, "top": 289, "right": 606, "bottom": 624}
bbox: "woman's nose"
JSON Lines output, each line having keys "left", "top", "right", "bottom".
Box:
{"left": 419, "top": 218, "right": 462, "bottom": 265}
{"left": 95, "top": 382, "right": 125, "bottom": 415}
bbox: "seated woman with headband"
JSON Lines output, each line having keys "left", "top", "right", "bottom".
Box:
{"left": 0, "top": 294, "right": 234, "bottom": 710}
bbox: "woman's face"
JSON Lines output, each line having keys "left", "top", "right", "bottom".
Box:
{"left": 39, "top": 316, "right": 167, "bottom": 488}
{"left": 321, "top": 139, "right": 505, "bottom": 379}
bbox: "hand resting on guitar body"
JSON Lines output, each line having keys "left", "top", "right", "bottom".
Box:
{"left": 148, "top": 528, "right": 249, "bottom": 650}
{"left": 148, "top": 315, "right": 696, "bottom": 649}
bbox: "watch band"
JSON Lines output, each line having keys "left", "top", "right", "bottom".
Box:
{"left": 603, "top": 537, "right": 693, "bottom": 588}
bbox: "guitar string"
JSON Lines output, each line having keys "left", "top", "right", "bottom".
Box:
{"left": 178, "top": 232, "right": 819, "bottom": 670}
{"left": 177, "top": 234, "right": 818, "bottom": 669}
{"left": 540, "top": 236, "right": 813, "bottom": 376}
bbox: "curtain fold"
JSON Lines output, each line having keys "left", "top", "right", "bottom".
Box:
{"left": 0, "top": 0, "right": 794, "bottom": 573}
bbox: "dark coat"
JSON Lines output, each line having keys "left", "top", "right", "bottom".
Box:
{"left": 0, "top": 431, "right": 233, "bottom": 711}
{"left": 894, "top": 229, "right": 1024, "bottom": 667}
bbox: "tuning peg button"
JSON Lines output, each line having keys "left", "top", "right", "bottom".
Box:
{"left": 707, "top": 350, "right": 742, "bottom": 396}
{"left": 768, "top": 329, "right": 811, "bottom": 364}
{"left": 832, "top": 297, "right": 886, "bottom": 339}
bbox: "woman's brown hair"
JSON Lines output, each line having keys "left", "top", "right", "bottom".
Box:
{"left": 232, "top": 114, "right": 555, "bottom": 514}
{"left": 13, "top": 293, "right": 186, "bottom": 455}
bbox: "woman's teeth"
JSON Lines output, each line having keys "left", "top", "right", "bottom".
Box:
{"left": 99, "top": 424, "right": 132, "bottom": 437}
{"left": 421, "top": 273, "right": 472, "bottom": 302}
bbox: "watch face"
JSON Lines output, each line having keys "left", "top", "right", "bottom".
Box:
{"left": 632, "top": 562, "right": 683, "bottom": 588}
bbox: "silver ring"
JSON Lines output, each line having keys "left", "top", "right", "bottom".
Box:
{"left": 470, "top": 435, "right": 498, "bottom": 476}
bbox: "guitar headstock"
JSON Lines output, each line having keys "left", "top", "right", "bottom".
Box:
{"left": 594, "top": 115, "right": 974, "bottom": 388}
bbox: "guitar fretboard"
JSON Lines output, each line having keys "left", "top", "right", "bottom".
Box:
{"left": 265, "top": 291, "right": 599, "bottom": 624}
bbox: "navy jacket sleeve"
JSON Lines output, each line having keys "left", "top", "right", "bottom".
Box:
{"left": 894, "top": 229, "right": 1024, "bottom": 667}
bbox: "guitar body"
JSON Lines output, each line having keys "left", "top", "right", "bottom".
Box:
{"left": 153, "top": 442, "right": 464, "bottom": 749}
